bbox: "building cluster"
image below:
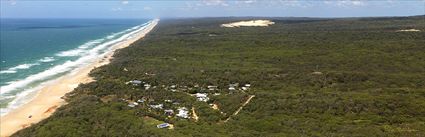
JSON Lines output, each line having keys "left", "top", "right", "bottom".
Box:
{"left": 124, "top": 79, "right": 253, "bottom": 129}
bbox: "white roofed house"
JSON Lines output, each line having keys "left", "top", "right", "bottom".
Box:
{"left": 170, "top": 85, "right": 177, "bottom": 89}
{"left": 164, "top": 109, "right": 174, "bottom": 116}
{"left": 176, "top": 107, "right": 189, "bottom": 119}
{"left": 128, "top": 102, "right": 139, "bottom": 108}
{"left": 229, "top": 83, "right": 239, "bottom": 91}
{"left": 149, "top": 104, "right": 163, "bottom": 109}
{"left": 229, "top": 83, "right": 239, "bottom": 87}
{"left": 137, "top": 98, "right": 145, "bottom": 103}
{"left": 241, "top": 83, "right": 251, "bottom": 91}
{"left": 169, "top": 85, "right": 177, "bottom": 92}
{"left": 127, "top": 80, "right": 142, "bottom": 86}
{"left": 194, "top": 93, "right": 209, "bottom": 102}
{"left": 207, "top": 85, "right": 218, "bottom": 91}
{"left": 144, "top": 83, "right": 151, "bottom": 90}
{"left": 156, "top": 123, "right": 171, "bottom": 129}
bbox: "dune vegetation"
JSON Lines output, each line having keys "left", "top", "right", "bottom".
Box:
{"left": 13, "top": 16, "right": 425, "bottom": 137}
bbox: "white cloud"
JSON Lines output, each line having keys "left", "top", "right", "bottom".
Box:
{"left": 244, "top": 0, "right": 256, "bottom": 4}
{"left": 121, "top": 0, "right": 129, "bottom": 5}
{"left": 143, "top": 6, "right": 152, "bottom": 11}
{"left": 324, "top": 0, "right": 367, "bottom": 7}
{"left": 111, "top": 7, "right": 122, "bottom": 11}
{"left": 182, "top": 2, "right": 200, "bottom": 10}
{"left": 278, "top": 0, "right": 303, "bottom": 7}
{"left": 201, "top": 0, "right": 229, "bottom": 7}
{"left": 9, "top": 0, "right": 17, "bottom": 5}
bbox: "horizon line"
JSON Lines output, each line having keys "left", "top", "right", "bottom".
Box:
{"left": 1, "top": 14, "right": 424, "bottom": 20}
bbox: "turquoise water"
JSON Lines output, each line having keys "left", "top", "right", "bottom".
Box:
{"left": 0, "top": 18, "right": 152, "bottom": 115}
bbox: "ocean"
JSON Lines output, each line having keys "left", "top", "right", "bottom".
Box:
{"left": 0, "top": 18, "right": 152, "bottom": 115}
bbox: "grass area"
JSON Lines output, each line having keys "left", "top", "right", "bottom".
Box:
{"left": 13, "top": 16, "right": 425, "bottom": 137}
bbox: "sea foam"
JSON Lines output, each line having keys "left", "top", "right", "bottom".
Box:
{"left": 0, "top": 63, "right": 40, "bottom": 74}
{"left": 0, "top": 20, "right": 156, "bottom": 116}
{"left": 38, "top": 57, "right": 55, "bottom": 63}
{"left": 54, "top": 24, "right": 144, "bottom": 57}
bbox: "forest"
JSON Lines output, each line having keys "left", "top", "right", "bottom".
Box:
{"left": 13, "top": 16, "right": 425, "bottom": 137}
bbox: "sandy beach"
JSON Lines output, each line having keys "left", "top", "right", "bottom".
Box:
{"left": 0, "top": 19, "right": 159, "bottom": 137}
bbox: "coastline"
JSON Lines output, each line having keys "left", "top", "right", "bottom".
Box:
{"left": 0, "top": 19, "right": 159, "bottom": 137}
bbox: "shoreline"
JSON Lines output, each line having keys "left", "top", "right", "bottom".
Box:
{"left": 0, "top": 19, "right": 159, "bottom": 137}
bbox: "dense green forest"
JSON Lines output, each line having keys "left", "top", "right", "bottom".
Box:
{"left": 13, "top": 16, "right": 425, "bottom": 137}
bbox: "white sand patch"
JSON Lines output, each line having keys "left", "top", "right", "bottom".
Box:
{"left": 397, "top": 29, "right": 421, "bottom": 32}
{"left": 68, "top": 84, "right": 79, "bottom": 89}
{"left": 221, "top": 20, "right": 275, "bottom": 28}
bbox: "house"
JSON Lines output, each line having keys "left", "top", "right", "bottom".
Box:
{"left": 127, "top": 80, "right": 142, "bottom": 85}
{"left": 172, "top": 102, "right": 180, "bottom": 105}
{"left": 149, "top": 104, "right": 163, "bottom": 109}
{"left": 245, "top": 84, "right": 251, "bottom": 87}
{"left": 242, "top": 87, "right": 248, "bottom": 90}
{"left": 176, "top": 107, "right": 189, "bottom": 119}
{"left": 137, "top": 98, "right": 145, "bottom": 103}
{"left": 170, "top": 85, "right": 177, "bottom": 89}
{"left": 164, "top": 109, "right": 174, "bottom": 115}
{"left": 229, "top": 83, "right": 239, "bottom": 90}
{"left": 229, "top": 83, "right": 239, "bottom": 87}
{"left": 194, "top": 93, "right": 209, "bottom": 102}
{"left": 207, "top": 85, "right": 218, "bottom": 90}
{"left": 164, "top": 99, "right": 172, "bottom": 103}
{"left": 128, "top": 102, "right": 138, "bottom": 107}
{"left": 156, "top": 123, "right": 170, "bottom": 129}
{"left": 144, "top": 84, "right": 151, "bottom": 90}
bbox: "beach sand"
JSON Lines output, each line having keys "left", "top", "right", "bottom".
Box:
{"left": 0, "top": 19, "right": 159, "bottom": 137}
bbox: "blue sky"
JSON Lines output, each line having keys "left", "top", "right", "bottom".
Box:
{"left": 1, "top": 0, "right": 424, "bottom": 18}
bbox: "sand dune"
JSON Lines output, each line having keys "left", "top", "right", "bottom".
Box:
{"left": 221, "top": 20, "right": 275, "bottom": 27}
{"left": 397, "top": 29, "right": 421, "bottom": 32}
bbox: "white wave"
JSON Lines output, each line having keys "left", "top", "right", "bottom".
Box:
{"left": 0, "top": 95, "right": 15, "bottom": 100}
{"left": 56, "top": 39, "right": 105, "bottom": 57}
{"left": 38, "top": 57, "right": 55, "bottom": 62}
{"left": 0, "top": 84, "right": 44, "bottom": 116}
{"left": 56, "top": 49, "right": 86, "bottom": 57}
{"left": 0, "top": 20, "right": 158, "bottom": 116}
{"left": 0, "top": 70, "right": 17, "bottom": 74}
{"left": 54, "top": 24, "right": 146, "bottom": 57}
{"left": 0, "top": 63, "right": 40, "bottom": 74}
{"left": 11, "top": 63, "right": 39, "bottom": 69}
{"left": 78, "top": 39, "right": 104, "bottom": 49}
{"left": 105, "top": 23, "right": 147, "bottom": 39}
{"left": 0, "top": 20, "right": 156, "bottom": 95}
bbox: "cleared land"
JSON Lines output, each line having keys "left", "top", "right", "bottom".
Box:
{"left": 13, "top": 16, "right": 425, "bottom": 137}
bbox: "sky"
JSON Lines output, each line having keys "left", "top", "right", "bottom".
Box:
{"left": 1, "top": 0, "right": 424, "bottom": 18}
